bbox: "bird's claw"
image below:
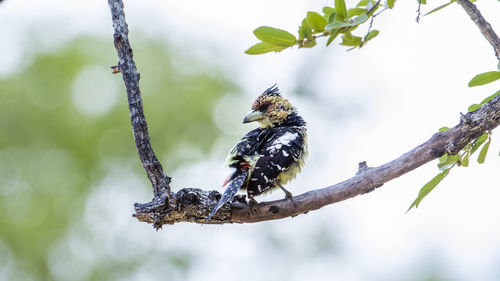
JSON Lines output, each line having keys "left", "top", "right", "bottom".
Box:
{"left": 285, "top": 192, "right": 297, "bottom": 208}
{"left": 248, "top": 197, "right": 259, "bottom": 214}
{"left": 277, "top": 183, "right": 297, "bottom": 208}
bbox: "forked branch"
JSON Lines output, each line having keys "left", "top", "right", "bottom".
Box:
{"left": 108, "top": 0, "right": 500, "bottom": 227}
{"left": 108, "top": 0, "right": 171, "bottom": 228}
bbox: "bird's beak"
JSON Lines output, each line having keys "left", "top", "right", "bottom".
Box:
{"left": 243, "top": 110, "right": 264, "bottom": 123}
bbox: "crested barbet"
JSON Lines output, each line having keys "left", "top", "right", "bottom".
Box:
{"left": 205, "top": 85, "right": 308, "bottom": 222}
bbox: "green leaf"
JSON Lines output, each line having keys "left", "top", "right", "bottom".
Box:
{"left": 439, "top": 153, "right": 448, "bottom": 163}
{"left": 352, "top": 14, "right": 369, "bottom": 25}
{"left": 424, "top": 0, "right": 455, "bottom": 16}
{"left": 341, "top": 33, "right": 362, "bottom": 46}
{"left": 323, "top": 6, "right": 335, "bottom": 17}
{"left": 328, "top": 12, "right": 337, "bottom": 23}
{"left": 477, "top": 138, "right": 491, "bottom": 164}
{"left": 327, "top": 30, "right": 340, "bottom": 46}
{"left": 306, "top": 11, "right": 328, "bottom": 32}
{"left": 438, "top": 126, "right": 449, "bottom": 132}
{"left": 470, "top": 133, "right": 488, "bottom": 155}
{"left": 325, "top": 20, "right": 351, "bottom": 30}
{"left": 479, "top": 90, "right": 500, "bottom": 106}
{"left": 357, "top": 0, "right": 369, "bottom": 7}
{"left": 461, "top": 150, "right": 470, "bottom": 167}
{"left": 407, "top": 169, "right": 450, "bottom": 211}
{"left": 420, "top": 0, "right": 427, "bottom": 5}
{"left": 468, "top": 103, "right": 481, "bottom": 112}
{"left": 437, "top": 162, "right": 455, "bottom": 171}
{"left": 437, "top": 153, "right": 459, "bottom": 170}
{"left": 348, "top": 8, "right": 368, "bottom": 17}
{"left": 298, "top": 26, "right": 305, "bottom": 41}
{"left": 364, "top": 29, "right": 379, "bottom": 42}
{"left": 253, "top": 26, "right": 297, "bottom": 47}
{"left": 468, "top": 71, "right": 500, "bottom": 87}
{"left": 245, "top": 42, "right": 287, "bottom": 55}
{"left": 299, "top": 19, "right": 313, "bottom": 40}
{"left": 325, "top": 14, "right": 369, "bottom": 31}
{"left": 335, "top": 0, "right": 348, "bottom": 20}
{"left": 387, "top": 0, "right": 396, "bottom": 8}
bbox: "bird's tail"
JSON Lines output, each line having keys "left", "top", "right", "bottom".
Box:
{"left": 204, "top": 169, "right": 248, "bottom": 224}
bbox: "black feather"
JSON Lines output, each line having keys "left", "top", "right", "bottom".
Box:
{"left": 262, "top": 84, "right": 281, "bottom": 97}
{"left": 246, "top": 126, "right": 305, "bottom": 196}
{"left": 204, "top": 169, "right": 249, "bottom": 223}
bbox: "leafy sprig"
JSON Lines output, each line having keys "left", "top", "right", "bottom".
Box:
{"left": 245, "top": 0, "right": 391, "bottom": 54}
{"left": 408, "top": 131, "right": 492, "bottom": 211}
{"left": 408, "top": 65, "right": 500, "bottom": 211}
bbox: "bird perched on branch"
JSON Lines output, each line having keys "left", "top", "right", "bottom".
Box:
{"left": 205, "top": 85, "right": 307, "bottom": 222}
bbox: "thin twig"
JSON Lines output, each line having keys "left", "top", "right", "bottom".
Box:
{"left": 456, "top": 0, "right": 500, "bottom": 61}
{"left": 107, "top": 0, "right": 171, "bottom": 228}
{"left": 366, "top": 6, "right": 388, "bottom": 38}
{"left": 416, "top": 0, "right": 422, "bottom": 23}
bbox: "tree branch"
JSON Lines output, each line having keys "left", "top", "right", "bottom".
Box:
{"left": 456, "top": 0, "right": 500, "bottom": 61}
{"left": 107, "top": 0, "right": 500, "bottom": 227}
{"left": 134, "top": 93, "right": 500, "bottom": 225}
{"left": 108, "top": 0, "right": 171, "bottom": 227}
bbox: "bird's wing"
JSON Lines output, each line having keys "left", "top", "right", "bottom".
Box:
{"left": 224, "top": 128, "right": 262, "bottom": 167}
{"left": 246, "top": 128, "right": 305, "bottom": 196}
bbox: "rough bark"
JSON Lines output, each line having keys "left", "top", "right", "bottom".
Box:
{"left": 107, "top": 0, "right": 500, "bottom": 227}
{"left": 456, "top": 0, "right": 500, "bottom": 61}
{"left": 108, "top": 0, "right": 171, "bottom": 228}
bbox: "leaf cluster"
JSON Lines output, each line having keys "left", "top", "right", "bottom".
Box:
{"left": 245, "top": 0, "right": 393, "bottom": 54}
{"left": 408, "top": 131, "right": 492, "bottom": 211}
{"left": 408, "top": 61, "right": 500, "bottom": 211}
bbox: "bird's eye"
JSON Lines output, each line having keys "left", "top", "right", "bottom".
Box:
{"left": 259, "top": 102, "right": 271, "bottom": 112}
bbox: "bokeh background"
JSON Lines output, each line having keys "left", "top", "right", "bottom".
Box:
{"left": 1, "top": 0, "right": 500, "bottom": 280}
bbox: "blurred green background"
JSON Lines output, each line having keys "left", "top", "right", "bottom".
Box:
{"left": 0, "top": 36, "right": 236, "bottom": 280}
{"left": 0, "top": 35, "right": 453, "bottom": 281}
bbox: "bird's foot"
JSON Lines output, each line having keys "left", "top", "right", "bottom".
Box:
{"left": 277, "top": 183, "right": 297, "bottom": 208}
{"left": 285, "top": 192, "right": 297, "bottom": 208}
{"left": 248, "top": 197, "right": 259, "bottom": 214}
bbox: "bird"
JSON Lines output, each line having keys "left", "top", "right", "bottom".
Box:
{"left": 204, "top": 84, "right": 307, "bottom": 222}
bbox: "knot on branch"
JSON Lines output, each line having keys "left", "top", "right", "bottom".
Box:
{"left": 177, "top": 188, "right": 214, "bottom": 206}
{"left": 110, "top": 65, "right": 121, "bottom": 74}
{"left": 459, "top": 112, "right": 469, "bottom": 126}
{"left": 356, "top": 161, "right": 369, "bottom": 175}
{"left": 444, "top": 142, "right": 459, "bottom": 155}
{"left": 355, "top": 161, "right": 384, "bottom": 194}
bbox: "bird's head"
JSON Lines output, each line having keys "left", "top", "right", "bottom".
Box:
{"left": 243, "top": 85, "right": 295, "bottom": 128}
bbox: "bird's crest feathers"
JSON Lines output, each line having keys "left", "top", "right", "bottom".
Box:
{"left": 251, "top": 84, "right": 295, "bottom": 128}
{"left": 262, "top": 84, "right": 281, "bottom": 97}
